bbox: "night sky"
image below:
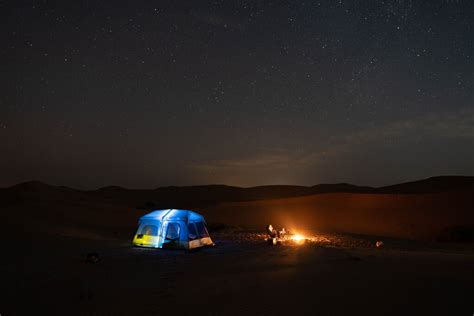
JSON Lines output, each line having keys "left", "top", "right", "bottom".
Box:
{"left": 1, "top": 0, "right": 473, "bottom": 189}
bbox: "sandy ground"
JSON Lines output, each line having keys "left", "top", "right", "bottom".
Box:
{"left": 2, "top": 230, "right": 473, "bottom": 316}
{"left": 1, "top": 182, "right": 473, "bottom": 315}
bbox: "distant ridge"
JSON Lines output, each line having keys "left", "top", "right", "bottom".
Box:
{"left": 94, "top": 185, "right": 128, "bottom": 192}
{"left": 3, "top": 176, "right": 473, "bottom": 205}
{"left": 311, "top": 183, "right": 374, "bottom": 194}
{"left": 11, "top": 181, "right": 57, "bottom": 190}
{"left": 376, "top": 176, "right": 474, "bottom": 194}
{"left": 10, "top": 181, "right": 76, "bottom": 193}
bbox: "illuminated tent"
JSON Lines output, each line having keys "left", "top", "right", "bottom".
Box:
{"left": 132, "top": 209, "right": 214, "bottom": 250}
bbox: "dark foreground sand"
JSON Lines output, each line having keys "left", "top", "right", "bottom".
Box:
{"left": 2, "top": 231, "right": 473, "bottom": 316}
{"left": 1, "top": 180, "right": 473, "bottom": 315}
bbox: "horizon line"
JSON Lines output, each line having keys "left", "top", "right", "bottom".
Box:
{"left": 2, "top": 175, "right": 473, "bottom": 191}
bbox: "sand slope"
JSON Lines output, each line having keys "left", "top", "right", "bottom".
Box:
{"left": 1, "top": 177, "right": 473, "bottom": 315}
{"left": 206, "top": 189, "right": 474, "bottom": 239}
{"left": 1, "top": 176, "right": 473, "bottom": 241}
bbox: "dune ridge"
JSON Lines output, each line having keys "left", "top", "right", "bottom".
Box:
{"left": 1, "top": 176, "right": 473, "bottom": 241}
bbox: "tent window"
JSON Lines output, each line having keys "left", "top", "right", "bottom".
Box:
{"left": 166, "top": 222, "right": 180, "bottom": 240}
{"left": 195, "top": 222, "right": 209, "bottom": 238}
{"left": 140, "top": 225, "right": 158, "bottom": 236}
{"left": 188, "top": 223, "right": 198, "bottom": 240}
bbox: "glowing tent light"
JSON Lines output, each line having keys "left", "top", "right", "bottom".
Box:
{"left": 132, "top": 209, "right": 214, "bottom": 250}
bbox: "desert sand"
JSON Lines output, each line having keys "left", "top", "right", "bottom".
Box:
{"left": 1, "top": 177, "right": 473, "bottom": 315}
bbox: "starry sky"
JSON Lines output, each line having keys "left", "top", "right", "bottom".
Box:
{"left": 1, "top": 0, "right": 473, "bottom": 189}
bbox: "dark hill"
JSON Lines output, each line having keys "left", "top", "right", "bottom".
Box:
{"left": 377, "top": 176, "right": 474, "bottom": 194}
{"left": 2, "top": 176, "right": 473, "bottom": 207}
{"left": 310, "top": 183, "right": 374, "bottom": 194}
{"left": 11, "top": 181, "right": 60, "bottom": 192}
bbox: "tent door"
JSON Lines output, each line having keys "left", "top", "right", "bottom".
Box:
{"left": 161, "top": 221, "right": 181, "bottom": 248}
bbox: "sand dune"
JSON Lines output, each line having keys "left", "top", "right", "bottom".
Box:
{"left": 206, "top": 189, "right": 474, "bottom": 239}
{"left": 2, "top": 176, "right": 472, "bottom": 241}
{"left": 1, "top": 177, "right": 473, "bottom": 315}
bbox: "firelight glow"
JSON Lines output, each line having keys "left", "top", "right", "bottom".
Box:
{"left": 291, "top": 234, "right": 305, "bottom": 242}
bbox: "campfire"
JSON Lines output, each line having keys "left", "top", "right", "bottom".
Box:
{"left": 265, "top": 224, "right": 333, "bottom": 246}
{"left": 266, "top": 224, "right": 313, "bottom": 245}
{"left": 290, "top": 234, "right": 306, "bottom": 244}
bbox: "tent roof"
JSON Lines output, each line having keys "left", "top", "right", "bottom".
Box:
{"left": 139, "top": 209, "right": 205, "bottom": 222}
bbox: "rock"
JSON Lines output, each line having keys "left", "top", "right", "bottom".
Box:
{"left": 86, "top": 252, "right": 100, "bottom": 263}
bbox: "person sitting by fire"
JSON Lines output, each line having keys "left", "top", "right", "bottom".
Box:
{"left": 266, "top": 224, "right": 279, "bottom": 238}
{"left": 267, "top": 225, "right": 291, "bottom": 238}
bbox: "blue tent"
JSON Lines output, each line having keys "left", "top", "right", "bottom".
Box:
{"left": 132, "top": 209, "right": 214, "bottom": 249}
